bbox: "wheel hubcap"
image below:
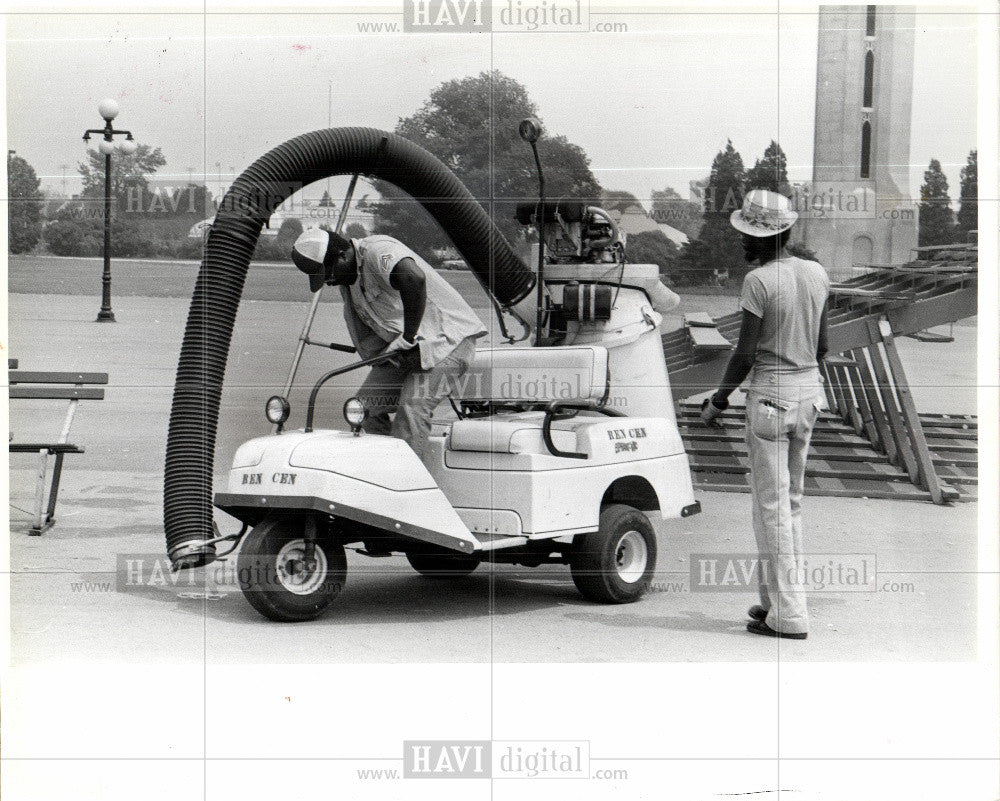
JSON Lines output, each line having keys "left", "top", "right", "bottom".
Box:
{"left": 275, "top": 539, "right": 329, "bottom": 595}
{"left": 613, "top": 530, "right": 648, "bottom": 584}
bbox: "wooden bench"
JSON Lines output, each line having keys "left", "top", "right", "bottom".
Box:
{"left": 8, "top": 368, "right": 108, "bottom": 535}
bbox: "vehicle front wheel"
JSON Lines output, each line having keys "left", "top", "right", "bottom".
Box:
{"left": 237, "top": 515, "right": 347, "bottom": 622}
{"left": 406, "top": 547, "right": 480, "bottom": 578}
{"left": 570, "top": 504, "right": 657, "bottom": 603}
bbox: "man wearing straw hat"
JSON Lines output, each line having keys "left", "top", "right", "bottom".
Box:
{"left": 700, "top": 189, "right": 830, "bottom": 640}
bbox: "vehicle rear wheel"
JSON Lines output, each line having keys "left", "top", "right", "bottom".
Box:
{"left": 237, "top": 515, "right": 346, "bottom": 621}
{"left": 406, "top": 547, "right": 480, "bottom": 578}
{"left": 570, "top": 504, "right": 657, "bottom": 603}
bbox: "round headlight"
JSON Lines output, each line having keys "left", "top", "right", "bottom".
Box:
{"left": 265, "top": 395, "right": 290, "bottom": 425}
{"left": 343, "top": 397, "right": 368, "bottom": 429}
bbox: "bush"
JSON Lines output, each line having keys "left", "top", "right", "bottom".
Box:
{"left": 43, "top": 203, "right": 160, "bottom": 258}
{"left": 44, "top": 217, "right": 94, "bottom": 256}
{"left": 275, "top": 217, "right": 304, "bottom": 250}
{"left": 252, "top": 235, "right": 290, "bottom": 262}
{"left": 166, "top": 237, "right": 207, "bottom": 260}
{"left": 110, "top": 220, "right": 158, "bottom": 258}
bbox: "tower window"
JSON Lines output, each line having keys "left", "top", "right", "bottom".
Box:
{"left": 860, "top": 121, "right": 872, "bottom": 178}
{"left": 866, "top": 6, "right": 876, "bottom": 36}
{"left": 863, "top": 51, "right": 875, "bottom": 106}
{"left": 853, "top": 235, "right": 874, "bottom": 269}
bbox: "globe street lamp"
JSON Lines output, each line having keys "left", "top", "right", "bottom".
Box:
{"left": 82, "top": 98, "right": 137, "bottom": 322}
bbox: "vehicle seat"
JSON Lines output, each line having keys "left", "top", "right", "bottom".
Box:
{"left": 448, "top": 411, "right": 594, "bottom": 454}
{"left": 457, "top": 345, "right": 609, "bottom": 405}
{"left": 447, "top": 345, "right": 610, "bottom": 455}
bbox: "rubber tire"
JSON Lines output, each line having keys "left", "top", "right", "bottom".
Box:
{"left": 570, "top": 504, "right": 657, "bottom": 603}
{"left": 237, "top": 516, "right": 347, "bottom": 622}
{"left": 406, "top": 548, "right": 480, "bottom": 578}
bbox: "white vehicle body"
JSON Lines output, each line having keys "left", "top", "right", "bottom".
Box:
{"left": 216, "top": 264, "right": 698, "bottom": 552}
{"left": 215, "top": 262, "right": 701, "bottom": 620}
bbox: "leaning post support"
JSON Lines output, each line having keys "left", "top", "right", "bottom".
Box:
{"left": 876, "top": 318, "right": 949, "bottom": 504}
{"left": 850, "top": 346, "right": 896, "bottom": 462}
{"left": 864, "top": 319, "right": 920, "bottom": 483}
{"left": 846, "top": 359, "right": 880, "bottom": 446}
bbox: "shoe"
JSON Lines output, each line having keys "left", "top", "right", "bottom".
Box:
{"left": 748, "top": 605, "right": 767, "bottom": 621}
{"left": 747, "top": 620, "right": 807, "bottom": 640}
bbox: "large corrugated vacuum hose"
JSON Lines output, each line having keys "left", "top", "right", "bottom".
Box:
{"left": 164, "top": 127, "right": 533, "bottom": 568}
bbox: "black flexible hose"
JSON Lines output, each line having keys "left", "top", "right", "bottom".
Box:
{"left": 164, "top": 127, "right": 533, "bottom": 568}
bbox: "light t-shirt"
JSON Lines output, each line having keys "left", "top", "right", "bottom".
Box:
{"left": 739, "top": 255, "right": 829, "bottom": 375}
{"left": 340, "top": 235, "right": 487, "bottom": 370}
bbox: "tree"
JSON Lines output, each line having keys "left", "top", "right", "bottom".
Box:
{"left": 371, "top": 70, "right": 602, "bottom": 261}
{"left": 650, "top": 186, "right": 702, "bottom": 239}
{"left": 163, "top": 184, "right": 214, "bottom": 218}
{"left": 318, "top": 190, "right": 335, "bottom": 207}
{"left": 8, "top": 154, "right": 44, "bottom": 253}
{"left": 955, "top": 149, "right": 977, "bottom": 240}
{"left": 78, "top": 144, "right": 167, "bottom": 212}
{"left": 625, "top": 230, "right": 679, "bottom": 278}
{"left": 344, "top": 222, "right": 368, "bottom": 239}
{"left": 917, "top": 159, "right": 954, "bottom": 247}
{"left": 678, "top": 140, "right": 746, "bottom": 285}
{"left": 600, "top": 189, "right": 643, "bottom": 215}
{"left": 744, "top": 140, "right": 789, "bottom": 194}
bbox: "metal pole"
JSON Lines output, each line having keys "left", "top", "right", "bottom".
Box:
{"left": 96, "top": 151, "right": 115, "bottom": 321}
{"left": 531, "top": 142, "right": 545, "bottom": 345}
{"left": 277, "top": 173, "right": 360, "bottom": 407}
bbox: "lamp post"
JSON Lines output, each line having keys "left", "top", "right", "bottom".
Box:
{"left": 518, "top": 117, "right": 545, "bottom": 344}
{"left": 82, "top": 98, "right": 137, "bottom": 322}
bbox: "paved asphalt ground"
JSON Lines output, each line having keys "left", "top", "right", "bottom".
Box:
{"left": 6, "top": 255, "right": 980, "bottom": 663}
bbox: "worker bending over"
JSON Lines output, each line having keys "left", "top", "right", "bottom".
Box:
{"left": 292, "top": 229, "right": 486, "bottom": 458}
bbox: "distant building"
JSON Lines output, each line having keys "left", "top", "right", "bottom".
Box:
{"left": 262, "top": 197, "right": 375, "bottom": 238}
{"left": 609, "top": 204, "right": 690, "bottom": 247}
{"left": 800, "top": 5, "right": 918, "bottom": 276}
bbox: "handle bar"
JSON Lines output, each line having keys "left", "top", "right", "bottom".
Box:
{"left": 541, "top": 400, "right": 626, "bottom": 459}
{"left": 303, "top": 338, "right": 357, "bottom": 354}
{"left": 304, "top": 352, "right": 398, "bottom": 433}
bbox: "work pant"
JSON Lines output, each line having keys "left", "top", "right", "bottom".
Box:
{"left": 356, "top": 336, "right": 477, "bottom": 460}
{"left": 746, "top": 370, "right": 825, "bottom": 635}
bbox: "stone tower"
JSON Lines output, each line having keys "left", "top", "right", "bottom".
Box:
{"left": 801, "top": 5, "right": 917, "bottom": 276}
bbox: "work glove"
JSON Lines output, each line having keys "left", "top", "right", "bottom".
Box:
{"left": 700, "top": 394, "right": 729, "bottom": 428}
{"left": 382, "top": 334, "right": 419, "bottom": 366}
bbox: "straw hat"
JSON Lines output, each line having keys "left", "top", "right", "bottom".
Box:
{"left": 729, "top": 189, "right": 798, "bottom": 237}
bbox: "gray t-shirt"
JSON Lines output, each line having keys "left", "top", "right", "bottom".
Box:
{"left": 340, "top": 235, "right": 487, "bottom": 370}
{"left": 739, "top": 255, "right": 829, "bottom": 374}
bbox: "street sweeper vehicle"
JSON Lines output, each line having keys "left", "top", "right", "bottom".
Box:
{"left": 162, "top": 119, "right": 700, "bottom": 621}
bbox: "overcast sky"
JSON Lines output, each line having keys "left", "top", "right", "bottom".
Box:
{"left": 5, "top": 4, "right": 979, "bottom": 210}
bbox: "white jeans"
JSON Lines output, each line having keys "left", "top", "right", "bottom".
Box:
{"left": 746, "top": 370, "right": 825, "bottom": 634}
{"left": 357, "top": 336, "right": 477, "bottom": 459}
